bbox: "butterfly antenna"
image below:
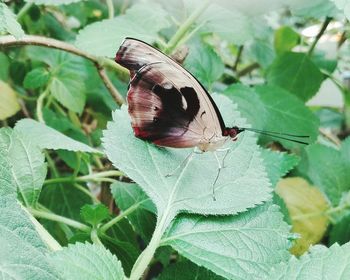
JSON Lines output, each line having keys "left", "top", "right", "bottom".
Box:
{"left": 237, "top": 127, "right": 310, "bottom": 145}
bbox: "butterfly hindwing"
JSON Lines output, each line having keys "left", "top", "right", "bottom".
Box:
{"left": 116, "top": 38, "right": 225, "bottom": 148}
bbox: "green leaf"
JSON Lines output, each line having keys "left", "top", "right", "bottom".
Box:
{"left": 276, "top": 177, "right": 330, "bottom": 256}
{"left": 312, "top": 52, "right": 337, "bottom": 74}
{"left": 289, "top": 0, "right": 338, "bottom": 18}
{"left": 75, "top": 2, "right": 170, "bottom": 57}
{"left": 23, "top": 67, "right": 51, "bottom": 89}
{"left": 158, "top": 260, "right": 225, "bottom": 280}
{"left": 80, "top": 204, "right": 110, "bottom": 227}
{"left": 0, "top": 128, "right": 47, "bottom": 207}
{"left": 111, "top": 182, "right": 156, "bottom": 242}
{"left": 0, "top": 3, "right": 25, "bottom": 39}
{"left": 0, "top": 52, "right": 10, "bottom": 81}
{"left": 298, "top": 144, "right": 350, "bottom": 205}
{"left": 330, "top": 214, "right": 350, "bottom": 245}
{"left": 161, "top": 204, "right": 291, "bottom": 280}
{"left": 25, "top": 0, "right": 84, "bottom": 5}
{"left": 224, "top": 84, "right": 266, "bottom": 130}
{"left": 26, "top": 47, "right": 87, "bottom": 113}
{"left": 261, "top": 149, "right": 300, "bottom": 187}
{"left": 0, "top": 196, "right": 61, "bottom": 279}
{"left": 103, "top": 94, "right": 272, "bottom": 220}
{"left": 198, "top": 3, "right": 253, "bottom": 45}
{"left": 256, "top": 85, "right": 319, "bottom": 148}
{"left": 39, "top": 183, "right": 92, "bottom": 243}
{"left": 184, "top": 42, "right": 224, "bottom": 89}
{"left": 0, "top": 81, "right": 20, "bottom": 120}
{"left": 249, "top": 38, "right": 275, "bottom": 69}
{"left": 15, "top": 118, "right": 102, "bottom": 154}
{"left": 49, "top": 242, "right": 125, "bottom": 280}
{"left": 268, "top": 242, "right": 350, "bottom": 279}
{"left": 266, "top": 52, "right": 324, "bottom": 101}
{"left": 274, "top": 26, "right": 300, "bottom": 55}
{"left": 224, "top": 85, "right": 319, "bottom": 149}
{"left": 330, "top": 0, "right": 350, "bottom": 20}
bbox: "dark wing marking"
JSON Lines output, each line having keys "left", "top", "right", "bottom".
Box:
{"left": 115, "top": 38, "right": 225, "bottom": 148}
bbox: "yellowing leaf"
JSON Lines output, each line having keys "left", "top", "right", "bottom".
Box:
{"left": 0, "top": 81, "right": 20, "bottom": 120}
{"left": 276, "top": 177, "right": 330, "bottom": 255}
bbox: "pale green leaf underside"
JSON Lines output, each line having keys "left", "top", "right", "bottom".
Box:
{"left": 75, "top": 2, "right": 170, "bottom": 57}
{"left": 268, "top": 242, "right": 350, "bottom": 279}
{"left": 261, "top": 149, "right": 300, "bottom": 187}
{"left": 0, "top": 196, "right": 60, "bottom": 280}
{"left": 49, "top": 242, "right": 125, "bottom": 280}
{"left": 0, "top": 128, "right": 47, "bottom": 207}
{"left": 0, "top": 3, "right": 24, "bottom": 39}
{"left": 15, "top": 119, "right": 102, "bottom": 154}
{"left": 103, "top": 94, "right": 272, "bottom": 218}
{"left": 162, "top": 204, "right": 291, "bottom": 280}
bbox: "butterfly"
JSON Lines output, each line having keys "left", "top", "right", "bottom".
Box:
{"left": 115, "top": 37, "right": 309, "bottom": 152}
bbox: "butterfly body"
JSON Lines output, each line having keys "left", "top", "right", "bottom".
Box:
{"left": 115, "top": 38, "right": 240, "bottom": 152}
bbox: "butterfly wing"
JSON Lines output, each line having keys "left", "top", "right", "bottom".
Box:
{"left": 115, "top": 38, "right": 225, "bottom": 148}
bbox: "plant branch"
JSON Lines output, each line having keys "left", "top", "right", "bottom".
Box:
{"left": 100, "top": 198, "right": 150, "bottom": 233}
{"left": 308, "top": 17, "right": 332, "bottom": 56}
{"left": 105, "top": 0, "right": 115, "bottom": 19}
{"left": 0, "top": 35, "right": 126, "bottom": 105}
{"left": 22, "top": 205, "right": 62, "bottom": 251}
{"left": 28, "top": 207, "right": 90, "bottom": 232}
{"left": 44, "top": 170, "right": 123, "bottom": 185}
{"left": 36, "top": 89, "right": 49, "bottom": 123}
{"left": 164, "top": 0, "right": 211, "bottom": 54}
{"left": 95, "top": 63, "right": 125, "bottom": 106}
{"left": 129, "top": 211, "right": 171, "bottom": 280}
{"left": 237, "top": 62, "right": 260, "bottom": 77}
{"left": 233, "top": 45, "right": 244, "bottom": 71}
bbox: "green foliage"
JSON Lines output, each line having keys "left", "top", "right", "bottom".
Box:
{"left": 261, "top": 149, "right": 300, "bottom": 187}
{"left": 274, "top": 26, "right": 300, "bottom": 55}
{"left": 111, "top": 182, "right": 156, "bottom": 242}
{"left": 268, "top": 243, "right": 350, "bottom": 279}
{"left": 2, "top": 1, "right": 350, "bottom": 279}
{"left": 224, "top": 84, "right": 319, "bottom": 149}
{"left": 75, "top": 1, "right": 170, "bottom": 57}
{"left": 266, "top": 52, "right": 324, "bottom": 101}
{"left": 23, "top": 67, "right": 51, "bottom": 89}
{"left": 298, "top": 144, "right": 350, "bottom": 205}
{"left": 158, "top": 260, "right": 225, "bottom": 280}
{"left": 184, "top": 42, "right": 224, "bottom": 89}
{"left": 15, "top": 119, "right": 101, "bottom": 153}
{"left": 49, "top": 242, "right": 125, "bottom": 280}
{"left": 0, "top": 128, "right": 47, "bottom": 207}
{"left": 0, "top": 2, "right": 24, "bottom": 38}
{"left": 81, "top": 204, "right": 110, "bottom": 227}
{"left": 162, "top": 204, "right": 291, "bottom": 280}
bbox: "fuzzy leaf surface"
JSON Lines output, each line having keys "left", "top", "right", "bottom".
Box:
{"left": 103, "top": 94, "right": 272, "bottom": 219}
{"left": 49, "top": 242, "right": 125, "bottom": 280}
{"left": 15, "top": 119, "right": 101, "bottom": 154}
{"left": 162, "top": 204, "right": 291, "bottom": 280}
{"left": 0, "top": 3, "right": 24, "bottom": 38}
{"left": 268, "top": 242, "right": 350, "bottom": 279}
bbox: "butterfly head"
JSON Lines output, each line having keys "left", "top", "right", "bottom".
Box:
{"left": 223, "top": 126, "right": 244, "bottom": 140}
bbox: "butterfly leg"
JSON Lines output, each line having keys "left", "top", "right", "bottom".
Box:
{"left": 212, "top": 149, "right": 230, "bottom": 201}
{"left": 165, "top": 150, "right": 196, "bottom": 178}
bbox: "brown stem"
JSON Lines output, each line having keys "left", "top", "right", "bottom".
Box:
{"left": 95, "top": 63, "right": 125, "bottom": 106}
{"left": 237, "top": 62, "right": 260, "bottom": 77}
{"left": 233, "top": 45, "right": 243, "bottom": 71}
{"left": 308, "top": 17, "right": 332, "bottom": 56}
{"left": 0, "top": 35, "right": 125, "bottom": 105}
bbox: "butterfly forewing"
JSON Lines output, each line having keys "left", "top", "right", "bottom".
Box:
{"left": 116, "top": 38, "right": 225, "bottom": 149}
